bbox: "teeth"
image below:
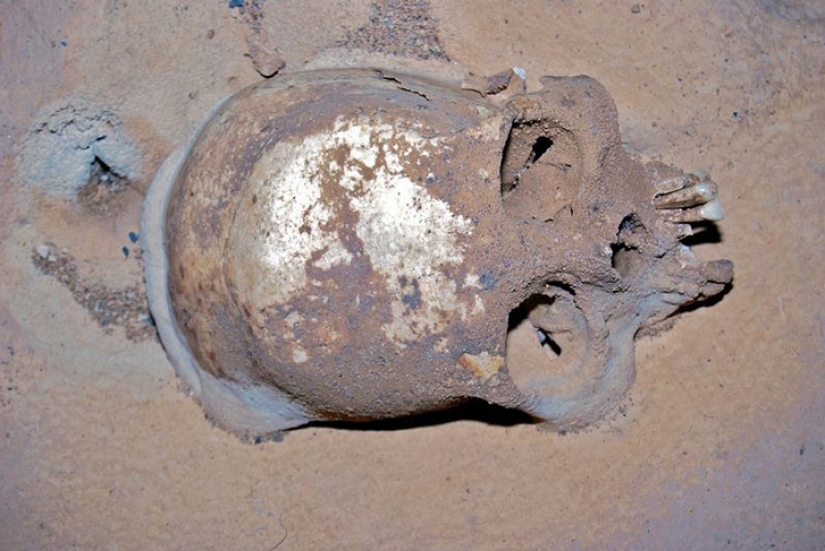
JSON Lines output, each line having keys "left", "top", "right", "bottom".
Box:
{"left": 664, "top": 199, "right": 725, "bottom": 223}
{"left": 698, "top": 199, "right": 725, "bottom": 221}
{"left": 654, "top": 181, "right": 718, "bottom": 209}
{"left": 653, "top": 175, "right": 693, "bottom": 196}
{"left": 655, "top": 173, "right": 725, "bottom": 224}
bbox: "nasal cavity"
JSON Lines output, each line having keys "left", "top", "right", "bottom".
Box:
{"left": 611, "top": 214, "right": 646, "bottom": 280}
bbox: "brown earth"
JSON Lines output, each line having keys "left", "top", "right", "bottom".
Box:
{"left": 1, "top": 1, "right": 823, "bottom": 549}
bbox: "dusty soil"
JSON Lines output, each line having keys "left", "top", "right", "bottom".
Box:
{"left": 1, "top": 1, "right": 823, "bottom": 549}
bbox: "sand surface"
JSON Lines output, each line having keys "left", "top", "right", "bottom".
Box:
{"left": 1, "top": 1, "right": 823, "bottom": 549}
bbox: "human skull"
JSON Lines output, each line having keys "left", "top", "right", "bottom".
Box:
{"left": 141, "top": 68, "right": 732, "bottom": 439}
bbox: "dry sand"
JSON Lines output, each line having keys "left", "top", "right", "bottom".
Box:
{"left": 1, "top": 1, "right": 823, "bottom": 549}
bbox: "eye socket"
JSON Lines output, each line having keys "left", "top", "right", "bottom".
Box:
{"left": 499, "top": 120, "right": 581, "bottom": 222}
{"left": 505, "top": 287, "right": 588, "bottom": 395}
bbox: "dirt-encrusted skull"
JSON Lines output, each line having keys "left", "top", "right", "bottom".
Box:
{"left": 141, "top": 68, "right": 733, "bottom": 439}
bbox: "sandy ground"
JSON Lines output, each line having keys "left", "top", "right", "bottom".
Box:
{"left": 1, "top": 1, "right": 824, "bottom": 549}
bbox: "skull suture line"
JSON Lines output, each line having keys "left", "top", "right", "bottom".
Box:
{"left": 141, "top": 68, "right": 733, "bottom": 439}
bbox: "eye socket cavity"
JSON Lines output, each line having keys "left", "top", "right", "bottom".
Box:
{"left": 505, "top": 286, "right": 588, "bottom": 396}
{"left": 499, "top": 120, "right": 581, "bottom": 222}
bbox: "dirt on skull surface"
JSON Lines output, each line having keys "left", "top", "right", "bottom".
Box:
{"left": 1, "top": 1, "right": 824, "bottom": 550}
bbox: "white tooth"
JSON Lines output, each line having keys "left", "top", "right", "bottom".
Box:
{"left": 693, "top": 182, "right": 718, "bottom": 202}
{"left": 664, "top": 198, "right": 725, "bottom": 224}
{"left": 698, "top": 199, "right": 724, "bottom": 221}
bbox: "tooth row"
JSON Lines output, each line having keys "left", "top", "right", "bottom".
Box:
{"left": 654, "top": 181, "right": 717, "bottom": 209}
{"left": 655, "top": 176, "right": 724, "bottom": 222}
{"left": 664, "top": 199, "right": 725, "bottom": 223}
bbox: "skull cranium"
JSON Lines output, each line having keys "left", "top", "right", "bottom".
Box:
{"left": 141, "top": 68, "right": 732, "bottom": 439}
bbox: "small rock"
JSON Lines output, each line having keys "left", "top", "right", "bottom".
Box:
{"left": 248, "top": 43, "right": 284, "bottom": 78}
{"left": 36, "top": 244, "right": 51, "bottom": 259}
{"left": 245, "top": 28, "right": 284, "bottom": 78}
